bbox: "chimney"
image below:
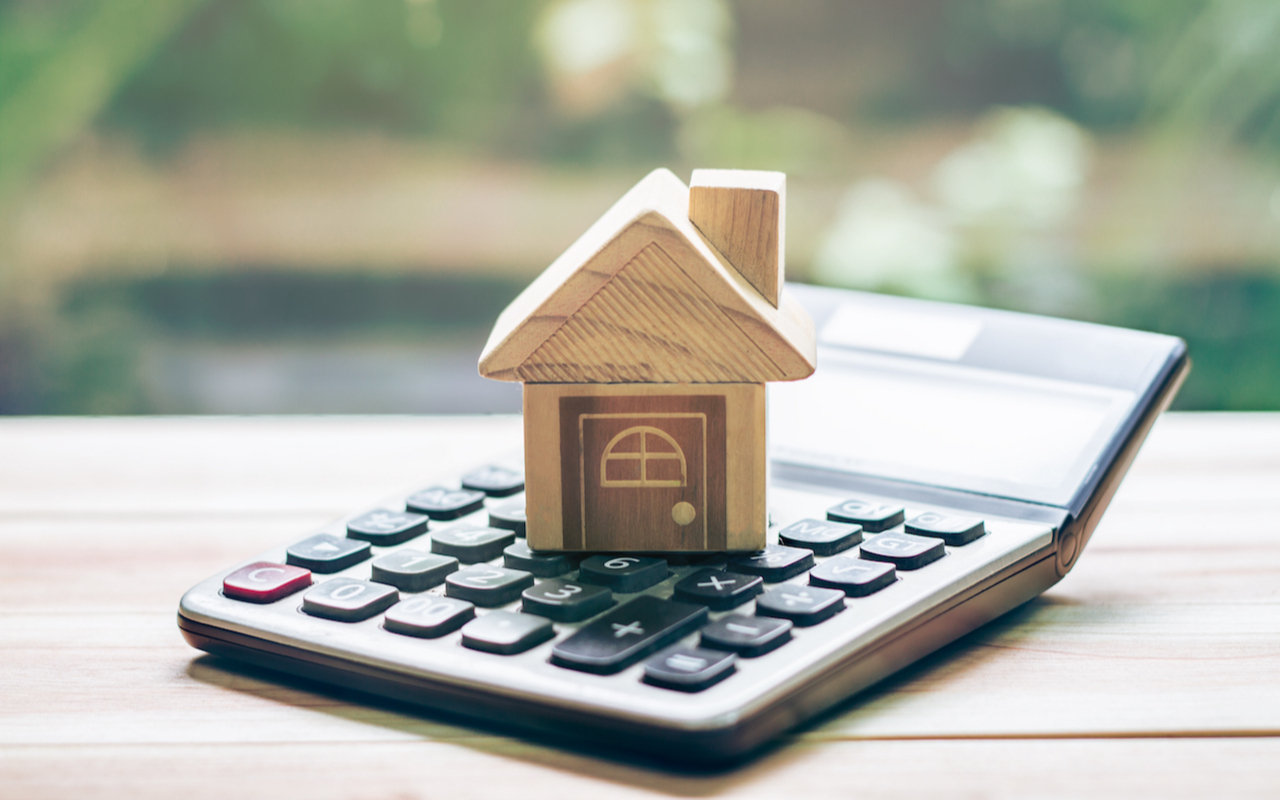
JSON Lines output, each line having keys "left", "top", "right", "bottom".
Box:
{"left": 688, "top": 169, "right": 786, "bottom": 307}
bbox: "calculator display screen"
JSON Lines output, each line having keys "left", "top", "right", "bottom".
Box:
{"left": 770, "top": 349, "right": 1137, "bottom": 507}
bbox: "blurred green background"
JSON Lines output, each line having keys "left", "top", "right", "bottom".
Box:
{"left": 1, "top": 0, "right": 1277, "bottom": 414}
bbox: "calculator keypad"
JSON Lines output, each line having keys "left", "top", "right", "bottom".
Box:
{"left": 208, "top": 476, "right": 1014, "bottom": 698}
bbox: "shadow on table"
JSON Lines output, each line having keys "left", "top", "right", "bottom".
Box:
{"left": 183, "top": 596, "right": 1069, "bottom": 794}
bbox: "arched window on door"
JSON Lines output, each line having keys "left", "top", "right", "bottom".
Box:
{"left": 599, "top": 426, "right": 687, "bottom": 488}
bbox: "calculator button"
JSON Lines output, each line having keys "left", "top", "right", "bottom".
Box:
{"left": 700, "top": 615, "right": 793, "bottom": 657}
{"left": 643, "top": 645, "right": 736, "bottom": 692}
{"left": 522, "top": 578, "right": 613, "bottom": 622}
{"left": 460, "top": 611, "right": 555, "bottom": 655}
{"left": 727, "top": 545, "right": 814, "bottom": 582}
{"left": 405, "top": 487, "right": 486, "bottom": 520}
{"left": 222, "top": 562, "right": 312, "bottom": 603}
{"left": 826, "top": 499, "right": 905, "bottom": 532}
{"left": 859, "top": 531, "right": 946, "bottom": 570}
{"left": 384, "top": 596, "right": 475, "bottom": 638}
{"left": 461, "top": 466, "right": 525, "bottom": 497}
{"left": 755, "top": 585, "right": 844, "bottom": 626}
{"left": 488, "top": 500, "right": 527, "bottom": 537}
{"left": 550, "top": 596, "right": 708, "bottom": 674}
{"left": 778, "top": 518, "right": 863, "bottom": 556}
{"left": 430, "top": 525, "right": 516, "bottom": 563}
{"left": 672, "top": 569, "right": 763, "bottom": 611}
{"left": 503, "top": 541, "right": 572, "bottom": 577}
{"left": 345, "top": 510, "right": 427, "bottom": 545}
{"left": 809, "top": 557, "right": 896, "bottom": 596}
{"left": 904, "top": 512, "right": 986, "bottom": 546}
{"left": 445, "top": 565, "right": 535, "bottom": 607}
{"left": 302, "top": 578, "right": 399, "bottom": 622}
{"left": 285, "top": 534, "right": 371, "bottom": 574}
{"left": 370, "top": 550, "right": 458, "bottom": 592}
{"left": 577, "top": 555, "right": 669, "bottom": 593}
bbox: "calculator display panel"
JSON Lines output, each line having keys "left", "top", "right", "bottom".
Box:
{"left": 770, "top": 349, "right": 1135, "bottom": 507}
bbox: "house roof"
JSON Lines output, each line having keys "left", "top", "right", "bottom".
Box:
{"left": 477, "top": 168, "right": 816, "bottom": 384}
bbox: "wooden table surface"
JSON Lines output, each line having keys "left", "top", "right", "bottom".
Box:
{"left": 2, "top": 413, "right": 1278, "bottom": 799}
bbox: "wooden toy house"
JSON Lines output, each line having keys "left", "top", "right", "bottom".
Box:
{"left": 478, "top": 168, "right": 816, "bottom": 552}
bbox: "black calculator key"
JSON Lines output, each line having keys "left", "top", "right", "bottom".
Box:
{"left": 700, "top": 615, "right": 793, "bottom": 657}
{"left": 809, "top": 557, "right": 896, "bottom": 596}
{"left": 777, "top": 518, "right": 863, "bottom": 556}
{"left": 430, "top": 525, "right": 516, "bottom": 563}
{"left": 577, "top": 555, "right": 669, "bottom": 593}
{"left": 551, "top": 596, "right": 708, "bottom": 674}
{"left": 826, "top": 499, "right": 905, "bottom": 532}
{"left": 370, "top": 550, "right": 458, "bottom": 592}
{"left": 488, "top": 500, "right": 527, "bottom": 537}
{"left": 859, "top": 531, "right": 946, "bottom": 570}
{"left": 643, "top": 645, "right": 736, "bottom": 692}
{"left": 755, "top": 585, "right": 844, "bottom": 626}
{"left": 503, "top": 541, "right": 572, "bottom": 577}
{"left": 405, "top": 487, "right": 486, "bottom": 520}
{"left": 672, "top": 569, "right": 763, "bottom": 611}
{"left": 345, "top": 509, "right": 427, "bottom": 545}
{"left": 302, "top": 577, "right": 399, "bottom": 622}
{"left": 461, "top": 465, "right": 525, "bottom": 497}
{"left": 285, "top": 534, "right": 371, "bottom": 574}
{"left": 905, "top": 512, "right": 986, "bottom": 545}
{"left": 727, "top": 545, "right": 814, "bottom": 582}
{"left": 460, "top": 611, "right": 555, "bottom": 655}
{"left": 445, "top": 565, "right": 535, "bottom": 607}
{"left": 384, "top": 595, "right": 475, "bottom": 638}
{"left": 522, "top": 578, "right": 613, "bottom": 622}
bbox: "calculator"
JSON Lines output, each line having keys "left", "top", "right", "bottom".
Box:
{"left": 178, "top": 284, "right": 1189, "bottom": 763}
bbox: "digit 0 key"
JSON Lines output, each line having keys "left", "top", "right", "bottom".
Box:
{"left": 302, "top": 578, "right": 399, "bottom": 622}
{"left": 551, "top": 596, "right": 708, "bottom": 674}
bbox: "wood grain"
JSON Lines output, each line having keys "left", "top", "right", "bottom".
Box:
{"left": 0, "top": 413, "right": 1277, "bottom": 798}
{"left": 477, "top": 168, "right": 816, "bottom": 383}
{"left": 689, "top": 169, "right": 786, "bottom": 307}
{"left": 524, "top": 382, "right": 765, "bottom": 551}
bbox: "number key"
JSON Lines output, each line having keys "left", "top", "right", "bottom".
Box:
{"left": 430, "top": 525, "right": 515, "bottom": 563}
{"left": 370, "top": 550, "right": 458, "bottom": 592}
{"left": 346, "top": 509, "right": 427, "bottom": 545}
{"left": 384, "top": 596, "right": 475, "bottom": 638}
{"left": 445, "top": 565, "right": 534, "bottom": 607}
{"left": 577, "top": 555, "right": 668, "bottom": 593}
{"left": 522, "top": 578, "right": 613, "bottom": 622}
{"left": 302, "top": 578, "right": 399, "bottom": 622}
